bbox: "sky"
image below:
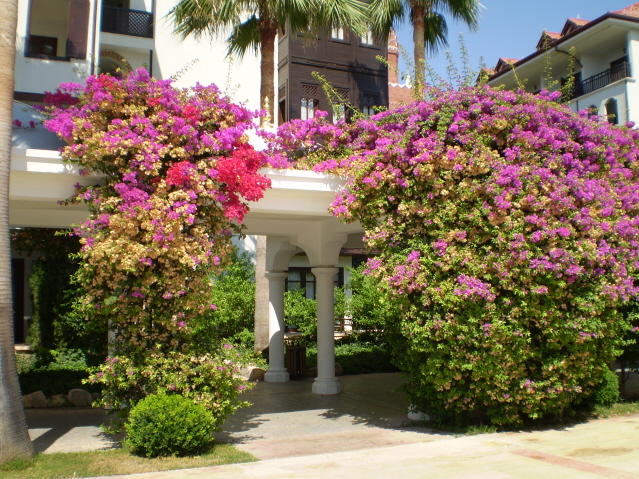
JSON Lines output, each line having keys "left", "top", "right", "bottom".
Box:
{"left": 394, "top": 0, "right": 636, "bottom": 82}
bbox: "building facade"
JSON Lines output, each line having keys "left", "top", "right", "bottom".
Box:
{"left": 14, "top": 0, "right": 261, "bottom": 107}
{"left": 277, "top": 24, "right": 388, "bottom": 123}
{"left": 487, "top": 2, "right": 639, "bottom": 126}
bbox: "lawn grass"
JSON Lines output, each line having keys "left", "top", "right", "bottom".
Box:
{"left": 593, "top": 399, "right": 639, "bottom": 418}
{"left": 0, "top": 444, "right": 255, "bottom": 479}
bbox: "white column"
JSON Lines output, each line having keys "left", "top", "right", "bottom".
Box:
{"left": 626, "top": 31, "right": 639, "bottom": 125}
{"left": 264, "top": 271, "right": 290, "bottom": 383}
{"left": 311, "top": 267, "right": 341, "bottom": 395}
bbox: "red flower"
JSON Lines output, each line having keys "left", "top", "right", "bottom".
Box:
{"left": 166, "top": 161, "right": 195, "bottom": 187}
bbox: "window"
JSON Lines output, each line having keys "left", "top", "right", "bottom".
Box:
{"left": 361, "top": 95, "right": 377, "bottom": 116}
{"left": 27, "top": 35, "right": 57, "bottom": 57}
{"left": 360, "top": 29, "right": 374, "bottom": 46}
{"left": 301, "top": 97, "right": 319, "bottom": 120}
{"left": 26, "top": 0, "right": 90, "bottom": 59}
{"left": 605, "top": 98, "right": 619, "bottom": 124}
{"left": 331, "top": 26, "right": 345, "bottom": 41}
{"left": 286, "top": 267, "right": 344, "bottom": 299}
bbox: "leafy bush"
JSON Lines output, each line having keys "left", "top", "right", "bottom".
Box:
{"left": 190, "top": 250, "right": 256, "bottom": 351}
{"left": 126, "top": 393, "right": 215, "bottom": 457}
{"left": 348, "top": 265, "right": 401, "bottom": 338}
{"left": 270, "top": 86, "right": 639, "bottom": 426}
{"left": 88, "top": 346, "right": 251, "bottom": 432}
{"left": 19, "top": 369, "right": 99, "bottom": 396}
{"left": 19, "top": 349, "right": 99, "bottom": 395}
{"left": 36, "top": 348, "right": 88, "bottom": 370}
{"left": 284, "top": 289, "right": 317, "bottom": 339}
{"left": 15, "top": 353, "right": 36, "bottom": 375}
{"left": 593, "top": 368, "right": 620, "bottom": 407}
{"left": 307, "top": 341, "right": 397, "bottom": 375}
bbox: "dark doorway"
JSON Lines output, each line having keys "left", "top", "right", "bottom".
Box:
{"left": 12, "top": 259, "right": 26, "bottom": 343}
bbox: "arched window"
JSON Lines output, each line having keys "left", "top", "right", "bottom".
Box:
{"left": 605, "top": 98, "right": 619, "bottom": 124}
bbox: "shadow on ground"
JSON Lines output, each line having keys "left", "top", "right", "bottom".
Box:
{"left": 26, "top": 407, "right": 120, "bottom": 453}
{"left": 216, "top": 373, "right": 454, "bottom": 459}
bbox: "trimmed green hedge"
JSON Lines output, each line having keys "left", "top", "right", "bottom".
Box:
{"left": 19, "top": 369, "right": 100, "bottom": 396}
{"left": 307, "top": 341, "right": 397, "bottom": 375}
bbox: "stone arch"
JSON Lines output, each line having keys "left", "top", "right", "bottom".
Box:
{"left": 99, "top": 49, "right": 133, "bottom": 77}
{"left": 605, "top": 98, "right": 619, "bottom": 125}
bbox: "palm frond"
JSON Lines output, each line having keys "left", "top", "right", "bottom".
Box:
{"left": 227, "top": 17, "right": 262, "bottom": 58}
{"left": 430, "top": 0, "right": 481, "bottom": 30}
{"left": 423, "top": 11, "right": 448, "bottom": 53}
{"left": 169, "top": 0, "right": 243, "bottom": 39}
{"left": 367, "top": 0, "right": 404, "bottom": 38}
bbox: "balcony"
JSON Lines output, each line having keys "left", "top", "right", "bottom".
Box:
{"left": 570, "top": 60, "right": 630, "bottom": 99}
{"left": 101, "top": 6, "right": 153, "bottom": 38}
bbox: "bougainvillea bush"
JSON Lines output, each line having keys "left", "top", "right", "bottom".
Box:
{"left": 45, "top": 69, "right": 270, "bottom": 357}
{"left": 269, "top": 86, "right": 639, "bottom": 426}
{"left": 45, "top": 70, "right": 266, "bottom": 429}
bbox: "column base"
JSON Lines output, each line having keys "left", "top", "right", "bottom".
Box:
{"left": 312, "top": 377, "right": 341, "bottom": 395}
{"left": 264, "top": 368, "right": 290, "bottom": 383}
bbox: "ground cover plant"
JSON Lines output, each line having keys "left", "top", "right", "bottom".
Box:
{"left": 268, "top": 86, "right": 639, "bottom": 426}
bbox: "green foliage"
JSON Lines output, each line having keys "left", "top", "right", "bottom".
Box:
{"left": 306, "top": 341, "right": 396, "bottom": 375}
{"left": 19, "top": 349, "right": 98, "bottom": 396}
{"left": 190, "top": 249, "right": 256, "bottom": 350}
{"left": 284, "top": 289, "right": 317, "bottom": 339}
{"left": 36, "top": 348, "right": 88, "bottom": 370}
{"left": 19, "top": 370, "right": 99, "bottom": 396}
{"left": 88, "top": 347, "right": 252, "bottom": 433}
{"left": 27, "top": 257, "right": 76, "bottom": 351}
{"left": 15, "top": 228, "right": 107, "bottom": 363}
{"left": 593, "top": 368, "right": 620, "bottom": 407}
{"left": 333, "top": 286, "right": 347, "bottom": 320}
{"left": 126, "top": 393, "right": 216, "bottom": 457}
{"left": 348, "top": 264, "right": 400, "bottom": 337}
{"left": 15, "top": 353, "right": 36, "bottom": 375}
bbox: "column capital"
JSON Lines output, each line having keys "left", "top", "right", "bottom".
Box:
{"left": 265, "top": 271, "right": 288, "bottom": 279}
{"left": 311, "top": 267, "right": 339, "bottom": 277}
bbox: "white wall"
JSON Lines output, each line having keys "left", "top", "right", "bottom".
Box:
{"left": 568, "top": 79, "right": 630, "bottom": 124}
{"left": 14, "top": 0, "right": 96, "bottom": 93}
{"left": 130, "top": 0, "right": 152, "bottom": 11}
{"left": 152, "top": 0, "right": 262, "bottom": 111}
{"left": 28, "top": 0, "right": 69, "bottom": 57}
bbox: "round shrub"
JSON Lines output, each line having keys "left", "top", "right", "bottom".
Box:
{"left": 126, "top": 393, "right": 215, "bottom": 457}
{"left": 270, "top": 86, "right": 639, "bottom": 426}
{"left": 593, "top": 368, "right": 620, "bottom": 407}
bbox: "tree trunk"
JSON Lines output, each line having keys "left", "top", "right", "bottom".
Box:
{"left": 0, "top": 0, "right": 35, "bottom": 463}
{"left": 254, "top": 24, "right": 277, "bottom": 352}
{"left": 410, "top": 2, "right": 426, "bottom": 100}
{"left": 259, "top": 26, "right": 277, "bottom": 126}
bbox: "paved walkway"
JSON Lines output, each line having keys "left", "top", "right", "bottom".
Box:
{"left": 94, "top": 412, "right": 639, "bottom": 479}
{"left": 25, "top": 373, "right": 639, "bottom": 478}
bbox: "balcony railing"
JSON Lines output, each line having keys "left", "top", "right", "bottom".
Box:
{"left": 101, "top": 6, "right": 153, "bottom": 38}
{"left": 569, "top": 61, "right": 630, "bottom": 99}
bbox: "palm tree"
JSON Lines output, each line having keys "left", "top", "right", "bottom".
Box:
{"left": 170, "top": 0, "right": 367, "bottom": 124}
{"left": 0, "top": 0, "right": 35, "bottom": 464}
{"left": 369, "top": 0, "right": 481, "bottom": 97}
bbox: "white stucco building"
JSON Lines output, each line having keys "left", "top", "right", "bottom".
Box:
{"left": 10, "top": 0, "right": 364, "bottom": 395}
{"left": 14, "top": 0, "right": 262, "bottom": 108}
{"left": 486, "top": 3, "right": 639, "bottom": 126}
